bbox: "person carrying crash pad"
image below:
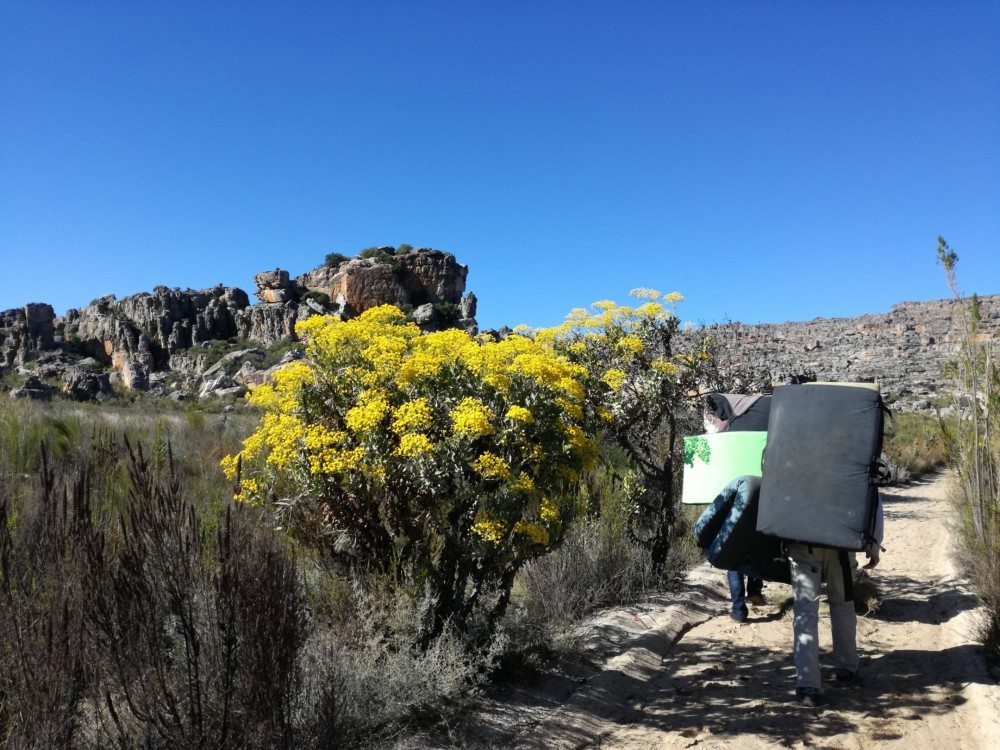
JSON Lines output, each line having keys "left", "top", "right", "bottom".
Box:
{"left": 754, "top": 382, "right": 890, "bottom": 707}
{"left": 788, "top": 500, "right": 883, "bottom": 706}
{"left": 703, "top": 393, "right": 771, "bottom": 622}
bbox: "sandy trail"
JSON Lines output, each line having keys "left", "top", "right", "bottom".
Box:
{"left": 499, "top": 473, "right": 1000, "bottom": 749}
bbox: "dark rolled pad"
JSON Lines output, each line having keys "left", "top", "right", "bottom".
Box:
{"left": 694, "top": 478, "right": 738, "bottom": 549}
{"left": 757, "top": 383, "right": 883, "bottom": 551}
{"left": 699, "top": 476, "right": 760, "bottom": 570}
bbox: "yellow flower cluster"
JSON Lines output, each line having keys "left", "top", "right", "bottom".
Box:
{"left": 451, "top": 397, "right": 494, "bottom": 437}
{"left": 617, "top": 335, "right": 645, "bottom": 356}
{"left": 504, "top": 405, "right": 534, "bottom": 424}
{"left": 345, "top": 393, "right": 390, "bottom": 433}
{"left": 392, "top": 398, "right": 434, "bottom": 434}
{"left": 472, "top": 452, "right": 510, "bottom": 479}
{"left": 222, "top": 304, "right": 596, "bottom": 573}
{"left": 471, "top": 517, "right": 506, "bottom": 544}
{"left": 513, "top": 521, "right": 549, "bottom": 546}
{"left": 309, "top": 446, "right": 364, "bottom": 475}
{"left": 394, "top": 433, "right": 435, "bottom": 457}
{"left": 602, "top": 368, "right": 627, "bottom": 390}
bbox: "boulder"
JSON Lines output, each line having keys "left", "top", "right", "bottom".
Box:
{"left": 412, "top": 304, "right": 436, "bottom": 327}
{"left": 121, "top": 359, "right": 149, "bottom": 391}
{"left": 199, "top": 374, "right": 236, "bottom": 399}
{"left": 214, "top": 385, "right": 248, "bottom": 399}
{"left": 253, "top": 269, "right": 296, "bottom": 304}
{"left": 262, "top": 288, "right": 292, "bottom": 304}
{"left": 10, "top": 376, "right": 55, "bottom": 401}
{"left": 61, "top": 367, "right": 113, "bottom": 401}
{"left": 201, "top": 348, "right": 265, "bottom": 380}
{"left": 305, "top": 297, "right": 327, "bottom": 314}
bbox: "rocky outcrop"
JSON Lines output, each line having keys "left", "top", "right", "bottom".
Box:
{"left": 296, "top": 247, "right": 477, "bottom": 331}
{"left": 1, "top": 304, "right": 57, "bottom": 367}
{"left": 696, "top": 296, "right": 1000, "bottom": 412}
{"left": 2, "top": 244, "right": 994, "bottom": 410}
{"left": 1, "top": 246, "right": 468, "bottom": 399}
{"left": 63, "top": 285, "right": 250, "bottom": 368}
{"left": 10, "top": 376, "right": 55, "bottom": 401}
{"left": 253, "top": 269, "right": 296, "bottom": 304}
{"left": 61, "top": 366, "right": 113, "bottom": 401}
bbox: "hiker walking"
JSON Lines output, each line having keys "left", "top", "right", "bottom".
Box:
{"left": 702, "top": 392, "right": 772, "bottom": 623}
{"left": 728, "top": 567, "right": 766, "bottom": 623}
{"left": 789, "top": 497, "right": 883, "bottom": 706}
{"left": 752, "top": 382, "right": 890, "bottom": 707}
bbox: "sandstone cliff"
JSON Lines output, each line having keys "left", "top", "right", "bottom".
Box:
{"left": 695, "top": 295, "right": 999, "bottom": 412}
{"left": 1, "top": 246, "right": 477, "bottom": 398}
{"left": 1, "top": 246, "right": 994, "bottom": 407}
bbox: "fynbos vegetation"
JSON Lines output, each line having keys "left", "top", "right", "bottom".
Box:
{"left": 937, "top": 237, "right": 1000, "bottom": 662}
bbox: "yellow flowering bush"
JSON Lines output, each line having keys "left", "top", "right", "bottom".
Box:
{"left": 538, "top": 288, "right": 709, "bottom": 569}
{"left": 223, "top": 305, "right": 596, "bottom": 639}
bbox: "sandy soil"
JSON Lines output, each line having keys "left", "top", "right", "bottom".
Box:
{"left": 441, "top": 473, "right": 1000, "bottom": 749}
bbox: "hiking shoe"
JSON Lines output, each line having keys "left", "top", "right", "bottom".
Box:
{"left": 748, "top": 594, "right": 767, "bottom": 607}
{"left": 835, "top": 668, "right": 859, "bottom": 684}
{"left": 730, "top": 612, "right": 748, "bottom": 624}
{"left": 796, "top": 687, "right": 821, "bottom": 707}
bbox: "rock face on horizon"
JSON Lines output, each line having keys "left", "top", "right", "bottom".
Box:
{"left": 0, "top": 246, "right": 477, "bottom": 399}
{"left": 0, "top": 245, "right": 995, "bottom": 408}
{"left": 693, "top": 295, "right": 999, "bottom": 413}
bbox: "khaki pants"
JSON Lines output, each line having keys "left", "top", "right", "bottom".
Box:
{"left": 789, "top": 543, "right": 859, "bottom": 689}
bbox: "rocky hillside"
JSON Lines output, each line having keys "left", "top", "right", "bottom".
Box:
{"left": 698, "top": 295, "right": 999, "bottom": 412}
{"left": 1, "top": 244, "right": 995, "bottom": 409}
{"left": 0, "top": 246, "right": 477, "bottom": 402}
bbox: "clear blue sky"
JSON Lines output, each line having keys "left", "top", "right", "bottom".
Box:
{"left": 2, "top": 1, "right": 997, "bottom": 330}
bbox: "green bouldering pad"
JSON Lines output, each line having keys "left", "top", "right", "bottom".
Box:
{"left": 681, "top": 431, "right": 767, "bottom": 505}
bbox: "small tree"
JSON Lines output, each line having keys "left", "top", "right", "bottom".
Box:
{"left": 936, "top": 237, "right": 1000, "bottom": 657}
{"left": 540, "top": 289, "right": 709, "bottom": 570}
{"left": 223, "top": 306, "right": 596, "bottom": 643}
{"left": 324, "top": 252, "right": 350, "bottom": 268}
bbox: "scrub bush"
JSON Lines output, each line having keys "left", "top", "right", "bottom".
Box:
{"left": 224, "top": 305, "right": 596, "bottom": 642}
{"left": 538, "top": 289, "right": 708, "bottom": 570}
{"left": 937, "top": 237, "right": 1000, "bottom": 663}
{"left": 882, "top": 411, "right": 951, "bottom": 483}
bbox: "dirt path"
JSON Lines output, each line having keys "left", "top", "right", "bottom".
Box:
{"left": 498, "top": 474, "right": 1000, "bottom": 749}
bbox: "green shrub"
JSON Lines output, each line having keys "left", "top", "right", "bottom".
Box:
{"left": 303, "top": 290, "right": 331, "bottom": 307}
{"left": 325, "top": 252, "right": 351, "bottom": 268}
{"left": 882, "top": 411, "right": 951, "bottom": 483}
{"left": 357, "top": 246, "right": 403, "bottom": 272}
{"left": 936, "top": 237, "right": 1000, "bottom": 664}
{"left": 226, "top": 307, "right": 597, "bottom": 645}
{"left": 431, "top": 301, "right": 460, "bottom": 325}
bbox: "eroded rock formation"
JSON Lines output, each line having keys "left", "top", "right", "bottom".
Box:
{"left": 1, "top": 246, "right": 478, "bottom": 398}
{"left": 695, "top": 296, "right": 999, "bottom": 412}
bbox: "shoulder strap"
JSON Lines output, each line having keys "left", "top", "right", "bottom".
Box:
{"left": 838, "top": 549, "right": 855, "bottom": 602}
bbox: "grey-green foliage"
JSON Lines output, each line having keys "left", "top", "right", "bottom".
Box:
{"left": 937, "top": 237, "right": 1000, "bottom": 663}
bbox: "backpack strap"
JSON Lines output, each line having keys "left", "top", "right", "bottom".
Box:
{"left": 838, "top": 549, "right": 855, "bottom": 602}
